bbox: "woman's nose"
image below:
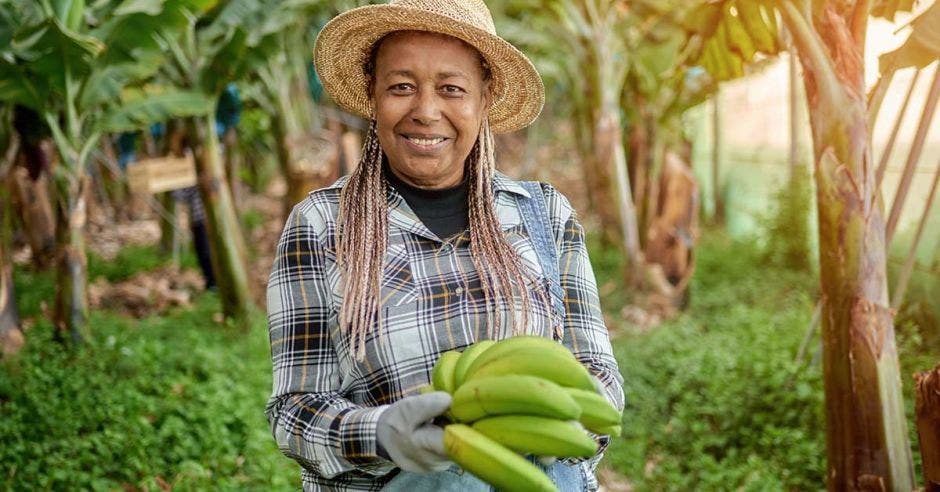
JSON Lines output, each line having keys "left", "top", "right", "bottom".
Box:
{"left": 410, "top": 90, "right": 441, "bottom": 125}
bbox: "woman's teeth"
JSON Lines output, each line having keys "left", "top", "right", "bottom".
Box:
{"left": 407, "top": 136, "right": 444, "bottom": 146}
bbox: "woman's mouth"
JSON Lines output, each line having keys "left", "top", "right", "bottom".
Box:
{"left": 401, "top": 134, "right": 449, "bottom": 153}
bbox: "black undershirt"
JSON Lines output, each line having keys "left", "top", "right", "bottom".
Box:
{"left": 384, "top": 164, "right": 469, "bottom": 241}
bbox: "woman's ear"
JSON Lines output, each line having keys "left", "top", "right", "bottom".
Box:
{"left": 482, "top": 82, "right": 493, "bottom": 111}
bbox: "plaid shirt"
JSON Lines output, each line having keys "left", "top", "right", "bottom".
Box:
{"left": 266, "top": 172, "right": 625, "bottom": 491}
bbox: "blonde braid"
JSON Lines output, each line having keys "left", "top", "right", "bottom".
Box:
{"left": 337, "top": 121, "right": 387, "bottom": 359}
{"left": 337, "top": 119, "right": 553, "bottom": 359}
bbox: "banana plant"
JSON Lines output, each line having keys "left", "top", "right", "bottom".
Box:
{"left": 246, "top": 0, "right": 332, "bottom": 217}
{"left": 687, "top": 0, "right": 940, "bottom": 488}
{"left": 0, "top": 0, "right": 216, "bottom": 343}
{"left": 532, "top": 0, "right": 645, "bottom": 286}
{"left": 0, "top": 105, "right": 24, "bottom": 356}
{"left": 156, "top": 0, "right": 316, "bottom": 322}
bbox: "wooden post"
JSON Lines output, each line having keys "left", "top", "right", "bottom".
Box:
{"left": 915, "top": 364, "right": 940, "bottom": 491}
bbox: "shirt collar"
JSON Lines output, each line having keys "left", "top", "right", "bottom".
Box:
{"left": 325, "top": 170, "right": 529, "bottom": 242}
{"left": 492, "top": 171, "right": 531, "bottom": 199}
{"left": 329, "top": 171, "right": 529, "bottom": 197}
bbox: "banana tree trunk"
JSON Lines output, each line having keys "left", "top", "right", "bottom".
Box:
{"left": 915, "top": 363, "right": 940, "bottom": 490}
{"left": 222, "top": 127, "right": 242, "bottom": 206}
{"left": 711, "top": 88, "right": 724, "bottom": 222}
{"left": 583, "top": 46, "right": 625, "bottom": 248}
{"left": 52, "top": 175, "right": 89, "bottom": 344}
{"left": 0, "top": 238, "right": 22, "bottom": 356}
{"left": 1, "top": 136, "right": 23, "bottom": 356}
{"left": 11, "top": 146, "right": 57, "bottom": 269}
{"left": 189, "top": 114, "right": 250, "bottom": 322}
{"left": 780, "top": 4, "right": 914, "bottom": 490}
{"left": 595, "top": 90, "right": 642, "bottom": 285}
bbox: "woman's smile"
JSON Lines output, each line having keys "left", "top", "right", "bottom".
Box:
{"left": 399, "top": 133, "right": 450, "bottom": 154}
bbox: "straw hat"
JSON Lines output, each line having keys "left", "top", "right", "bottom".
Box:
{"left": 314, "top": 0, "right": 545, "bottom": 134}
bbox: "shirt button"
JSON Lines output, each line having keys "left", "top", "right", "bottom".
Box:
{"left": 454, "top": 287, "right": 464, "bottom": 296}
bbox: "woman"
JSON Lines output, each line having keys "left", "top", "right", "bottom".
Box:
{"left": 265, "top": 1, "right": 624, "bottom": 490}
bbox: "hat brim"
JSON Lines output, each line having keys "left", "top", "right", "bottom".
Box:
{"left": 314, "top": 4, "right": 545, "bottom": 134}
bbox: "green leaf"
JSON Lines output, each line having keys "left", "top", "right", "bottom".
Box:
{"left": 97, "top": 88, "right": 213, "bottom": 132}
{"left": 94, "top": 0, "right": 217, "bottom": 65}
{"left": 12, "top": 18, "right": 103, "bottom": 95}
{"left": 879, "top": 0, "right": 940, "bottom": 73}
{"left": 0, "top": 59, "right": 45, "bottom": 109}
{"left": 114, "top": 0, "right": 164, "bottom": 16}
{"left": 77, "top": 52, "right": 164, "bottom": 111}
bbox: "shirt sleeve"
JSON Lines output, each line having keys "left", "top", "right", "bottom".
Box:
{"left": 548, "top": 188, "right": 626, "bottom": 461}
{"left": 265, "top": 203, "right": 395, "bottom": 479}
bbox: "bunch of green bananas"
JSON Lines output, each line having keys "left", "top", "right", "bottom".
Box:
{"left": 424, "top": 336, "right": 622, "bottom": 492}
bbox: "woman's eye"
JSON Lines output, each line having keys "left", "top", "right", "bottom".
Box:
{"left": 442, "top": 85, "right": 465, "bottom": 94}
{"left": 390, "top": 83, "right": 414, "bottom": 93}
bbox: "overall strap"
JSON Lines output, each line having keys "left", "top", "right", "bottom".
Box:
{"left": 517, "top": 181, "right": 567, "bottom": 331}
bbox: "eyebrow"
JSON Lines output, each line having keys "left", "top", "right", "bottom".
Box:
{"left": 384, "top": 69, "right": 470, "bottom": 80}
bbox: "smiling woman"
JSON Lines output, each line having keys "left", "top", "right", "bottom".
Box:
{"left": 264, "top": 1, "right": 625, "bottom": 491}
{"left": 372, "top": 31, "right": 491, "bottom": 190}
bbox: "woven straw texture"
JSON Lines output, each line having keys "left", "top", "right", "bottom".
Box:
{"left": 314, "top": 0, "right": 544, "bottom": 133}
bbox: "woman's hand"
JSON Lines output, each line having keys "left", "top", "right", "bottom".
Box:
{"left": 376, "top": 392, "right": 453, "bottom": 473}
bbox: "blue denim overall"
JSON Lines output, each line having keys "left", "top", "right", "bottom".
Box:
{"left": 383, "top": 182, "right": 588, "bottom": 491}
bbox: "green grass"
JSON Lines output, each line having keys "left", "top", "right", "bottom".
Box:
{"left": 3, "top": 209, "right": 935, "bottom": 490}
{"left": 2, "top": 264, "right": 299, "bottom": 490}
{"left": 596, "top": 229, "right": 934, "bottom": 491}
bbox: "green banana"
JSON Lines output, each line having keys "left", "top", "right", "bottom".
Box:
{"left": 724, "top": 3, "right": 757, "bottom": 62}
{"left": 453, "top": 340, "right": 495, "bottom": 388}
{"left": 431, "top": 350, "right": 462, "bottom": 394}
{"left": 450, "top": 375, "right": 581, "bottom": 423}
{"left": 564, "top": 387, "right": 622, "bottom": 432}
{"left": 444, "top": 424, "right": 558, "bottom": 492}
{"left": 736, "top": 0, "right": 777, "bottom": 54}
{"left": 471, "top": 416, "right": 597, "bottom": 458}
{"left": 465, "top": 345, "right": 596, "bottom": 391}
{"left": 463, "top": 336, "right": 576, "bottom": 380}
{"left": 592, "top": 424, "right": 622, "bottom": 437}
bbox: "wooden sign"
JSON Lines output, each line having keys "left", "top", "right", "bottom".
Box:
{"left": 126, "top": 155, "right": 197, "bottom": 194}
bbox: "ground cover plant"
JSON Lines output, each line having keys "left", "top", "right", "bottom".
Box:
{"left": 1, "top": 221, "right": 934, "bottom": 490}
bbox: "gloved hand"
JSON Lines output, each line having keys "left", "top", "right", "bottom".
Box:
{"left": 376, "top": 391, "right": 453, "bottom": 473}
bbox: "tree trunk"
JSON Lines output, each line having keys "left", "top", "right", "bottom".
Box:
{"left": 596, "top": 92, "right": 642, "bottom": 285}
{"left": 222, "top": 127, "right": 242, "bottom": 207}
{"left": 780, "top": 3, "right": 915, "bottom": 490}
{"left": 711, "top": 89, "right": 724, "bottom": 222}
{"left": 628, "top": 118, "right": 649, "bottom": 223}
{"left": 583, "top": 38, "right": 625, "bottom": 248}
{"left": 189, "top": 114, "right": 251, "bottom": 322}
{"left": 10, "top": 146, "right": 57, "bottom": 269}
{"left": 0, "top": 134, "right": 23, "bottom": 356}
{"left": 915, "top": 363, "right": 940, "bottom": 491}
{"left": 0, "top": 234, "right": 22, "bottom": 356}
{"left": 52, "top": 175, "right": 89, "bottom": 344}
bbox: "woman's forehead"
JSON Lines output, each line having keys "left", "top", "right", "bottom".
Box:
{"left": 374, "top": 31, "right": 485, "bottom": 77}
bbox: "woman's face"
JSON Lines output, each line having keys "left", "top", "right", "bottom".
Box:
{"left": 371, "top": 31, "right": 491, "bottom": 189}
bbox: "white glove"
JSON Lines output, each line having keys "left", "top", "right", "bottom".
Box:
{"left": 376, "top": 392, "right": 453, "bottom": 473}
